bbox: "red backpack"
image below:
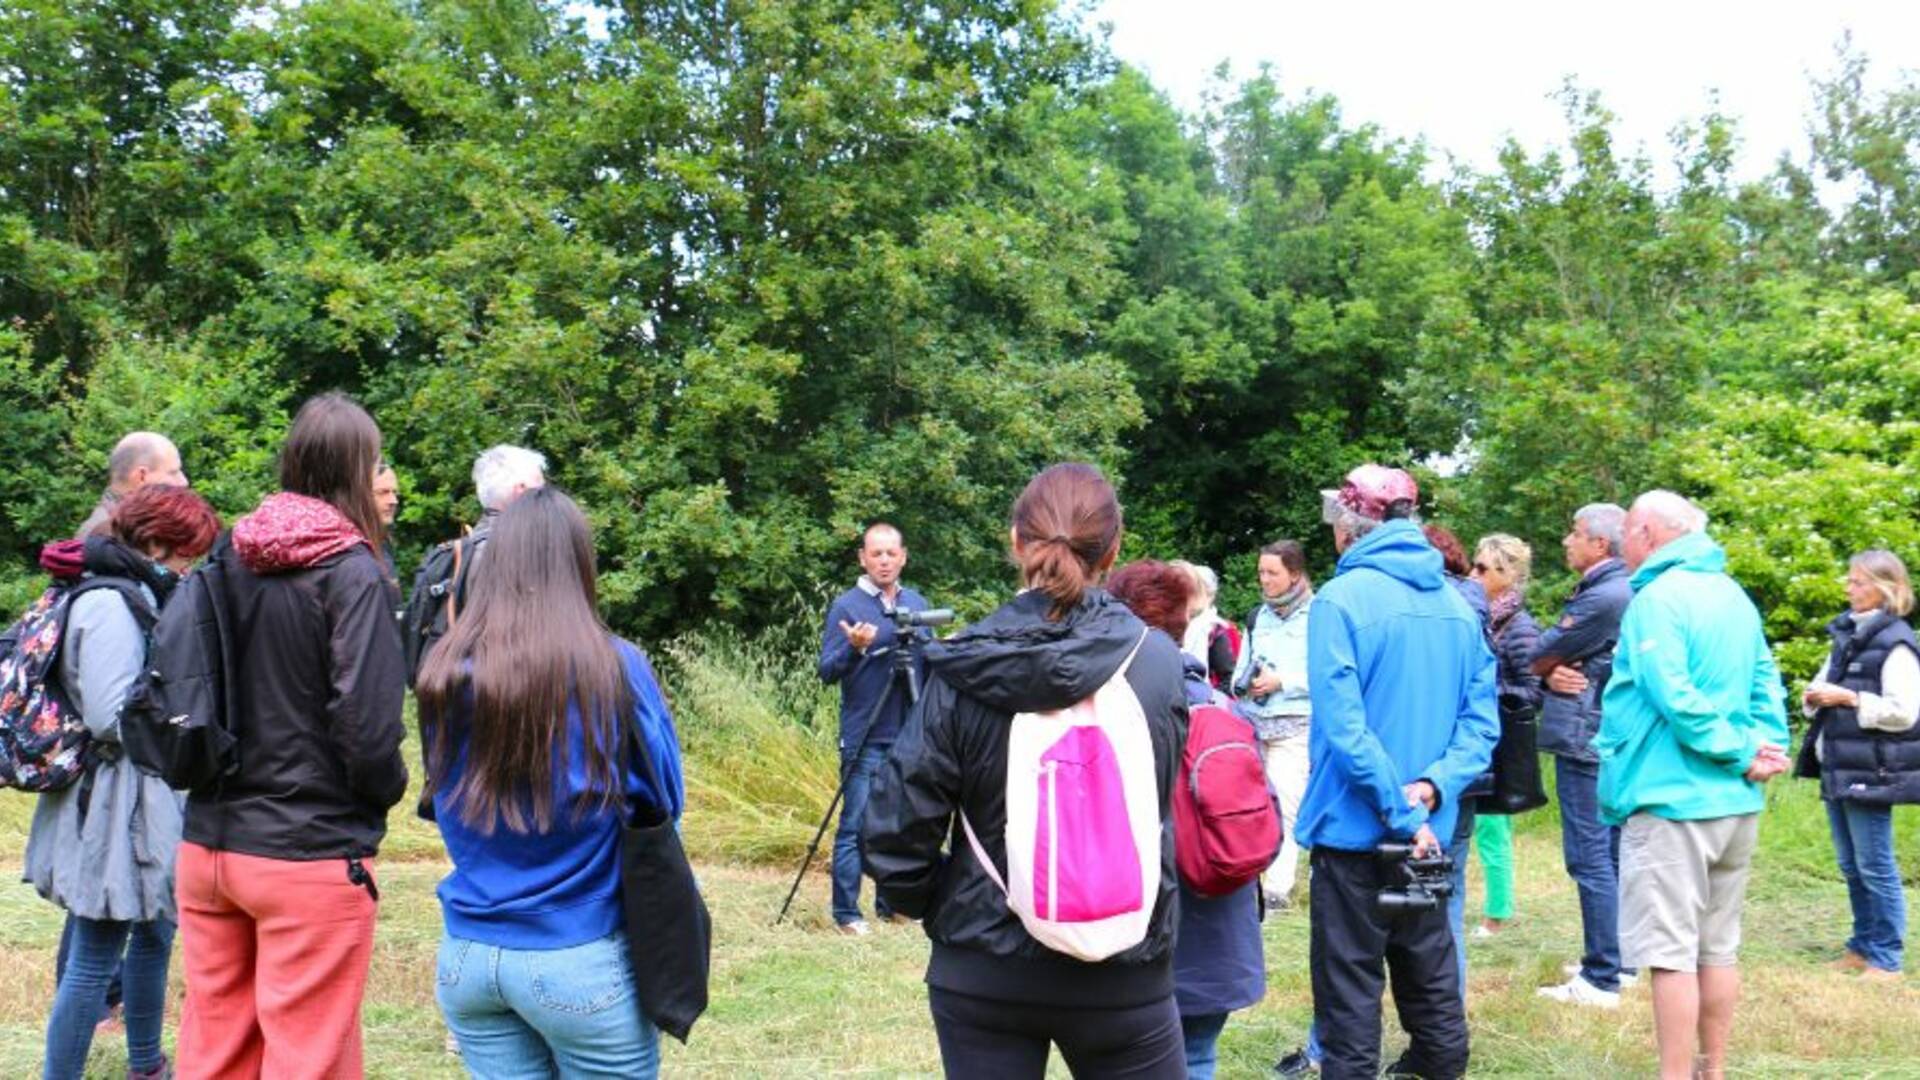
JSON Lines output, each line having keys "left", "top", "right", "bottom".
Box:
{"left": 1171, "top": 702, "right": 1282, "bottom": 896}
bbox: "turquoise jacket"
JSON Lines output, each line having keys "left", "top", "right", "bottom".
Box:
{"left": 1296, "top": 520, "right": 1498, "bottom": 852}
{"left": 1594, "top": 532, "right": 1789, "bottom": 825}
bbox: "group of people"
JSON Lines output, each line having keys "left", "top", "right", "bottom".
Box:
{"left": 15, "top": 398, "right": 1914, "bottom": 1079}
{"left": 19, "top": 397, "right": 685, "bottom": 1079}
{"left": 825, "top": 463, "right": 1911, "bottom": 1080}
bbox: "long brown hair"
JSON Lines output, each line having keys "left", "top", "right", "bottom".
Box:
{"left": 1011, "top": 463, "right": 1123, "bottom": 619}
{"left": 279, "top": 393, "right": 387, "bottom": 553}
{"left": 416, "top": 487, "right": 629, "bottom": 834}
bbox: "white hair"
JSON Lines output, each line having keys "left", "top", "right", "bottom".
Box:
{"left": 1191, "top": 564, "right": 1219, "bottom": 599}
{"left": 472, "top": 444, "right": 548, "bottom": 511}
{"left": 1631, "top": 489, "right": 1707, "bottom": 535}
{"left": 1573, "top": 502, "right": 1627, "bottom": 556}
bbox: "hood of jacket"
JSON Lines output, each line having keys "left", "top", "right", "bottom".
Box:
{"left": 232, "top": 492, "right": 369, "bottom": 575}
{"left": 1335, "top": 519, "right": 1446, "bottom": 592}
{"left": 925, "top": 588, "right": 1146, "bottom": 715}
{"left": 39, "top": 534, "right": 175, "bottom": 604}
{"left": 1629, "top": 531, "right": 1726, "bottom": 592}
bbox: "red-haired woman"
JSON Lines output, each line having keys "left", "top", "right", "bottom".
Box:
{"left": 26, "top": 484, "right": 222, "bottom": 1080}
{"left": 1108, "top": 560, "right": 1264, "bottom": 1080}
{"left": 864, "top": 464, "right": 1188, "bottom": 1078}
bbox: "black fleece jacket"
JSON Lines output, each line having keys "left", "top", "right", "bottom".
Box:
{"left": 862, "top": 588, "right": 1187, "bottom": 1008}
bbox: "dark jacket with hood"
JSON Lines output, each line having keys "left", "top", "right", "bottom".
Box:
{"left": 862, "top": 589, "right": 1187, "bottom": 1009}
{"left": 183, "top": 492, "right": 409, "bottom": 860}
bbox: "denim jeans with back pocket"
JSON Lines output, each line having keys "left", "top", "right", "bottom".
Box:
{"left": 437, "top": 932, "right": 660, "bottom": 1079}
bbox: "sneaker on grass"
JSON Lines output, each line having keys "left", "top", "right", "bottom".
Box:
{"left": 1537, "top": 974, "right": 1621, "bottom": 1009}
{"left": 1560, "top": 962, "right": 1638, "bottom": 987}
{"left": 835, "top": 919, "right": 872, "bottom": 937}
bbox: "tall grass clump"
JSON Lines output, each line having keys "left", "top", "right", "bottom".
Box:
{"left": 664, "top": 624, "right": 844, "bottom": 866}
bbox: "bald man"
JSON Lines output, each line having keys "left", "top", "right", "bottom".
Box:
{"left": 77, "top": 432, "right": 188, "bottom": 538}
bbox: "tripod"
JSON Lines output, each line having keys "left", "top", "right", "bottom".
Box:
{"left": 774, "top": 633, "right": 924, "bottom": 926}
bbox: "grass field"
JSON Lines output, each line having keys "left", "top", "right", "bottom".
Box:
{"left": 0, "top": 632, "right": 1916, "bottom": 1076}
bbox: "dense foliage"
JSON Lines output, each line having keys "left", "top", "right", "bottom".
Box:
{"left": 5, "top": 1, "right": 1920, "bottom": 674}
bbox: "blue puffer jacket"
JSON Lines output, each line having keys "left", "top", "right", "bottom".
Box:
{"left": 1296, "top": 520, "right": 1499, "bottom": 853}
{"left": 1533, "top": 558, "right": 1631, "bottom": 762}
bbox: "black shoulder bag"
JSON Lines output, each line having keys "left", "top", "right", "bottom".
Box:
{"left": 617, "top": 719, "right": 711, "bottom": 1043}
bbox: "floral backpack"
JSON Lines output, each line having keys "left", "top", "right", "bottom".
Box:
{"left": 0, "top": 577, "right": 154, "bottom": 791}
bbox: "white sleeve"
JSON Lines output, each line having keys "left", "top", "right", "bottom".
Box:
{"left": 1803, "top": 657, "right": 1831, "bottom": 718}
{"left": 1857, "top": 645, "right": 1920, "bottom": 733}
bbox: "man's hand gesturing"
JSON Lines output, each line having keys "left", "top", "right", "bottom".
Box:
{"left": 840, "top": 620, "right": 879, "bottom": 653}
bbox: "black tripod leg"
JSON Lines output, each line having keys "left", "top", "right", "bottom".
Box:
{"left": 774, "top": 675, "right": 899, "bottom": 926}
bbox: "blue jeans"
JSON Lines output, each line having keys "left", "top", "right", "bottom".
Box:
{"left": 43, "top": 916, "right": 174, "bottom": 1079}
{"left": 437, "top": 933, "right": 660, "bottom": 1079}
{"left": 1557, "top": 757, "right": 1627, "bottom": 991}
{"left": 1447, "top": 801, "right": 1475, "bottom": 993}
{"left": 1180, "top": 1011, "right": 1228, "bottom": 1080}
{"left": 1827, "top": 798, "right": 1906, "bottom": 972}
{"left": 832, "top": 742, "right": 892, "bottom": 925}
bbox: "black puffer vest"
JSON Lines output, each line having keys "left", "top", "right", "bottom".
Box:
{"left": 1795, "top": 610, "right": 1920, "bottom": 806}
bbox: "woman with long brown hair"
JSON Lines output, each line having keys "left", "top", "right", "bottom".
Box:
{"left": 416, "top": 486, "right": 684, "bottom": 1077}
{"left": 863, "top": 463, "right": 1188, "bottom": 1078}
{"left": 174, "top": 393, "right": 410, "bottom": 1079}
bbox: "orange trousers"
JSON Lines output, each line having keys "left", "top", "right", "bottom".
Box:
{"left": 174, "top": 842, "right": 379, "bottom": 1080}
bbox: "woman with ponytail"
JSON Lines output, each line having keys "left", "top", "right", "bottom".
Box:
{"left": 863, "top": 464, "right": 1188, "bottom": 1079}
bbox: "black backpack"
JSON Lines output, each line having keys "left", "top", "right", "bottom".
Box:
{"left": 0, "top": 576, "right": 155, "bottom": 791}
{"left": 120, "top": 547, "right": 240, "bottom": 792}
{"left": 402, "top": 529, "right": 477, "bottom": 686}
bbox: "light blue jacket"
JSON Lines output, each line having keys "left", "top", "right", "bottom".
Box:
{"left": 1594, "top": 532, "right": 1789, "bottom": 825}
{"left": 1296, "top": 520, "right": 1499, "bottom": 853}
{"left": 1230, "top": 600, "right": 1311, "bottom": 739}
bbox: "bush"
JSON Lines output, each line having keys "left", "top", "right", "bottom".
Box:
{"left": 662, "top": 626, "right": 843, "bottom": 866}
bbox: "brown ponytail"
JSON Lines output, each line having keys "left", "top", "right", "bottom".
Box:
{"left": 1011, "top": 463, "right": 1123, "bottom": 620}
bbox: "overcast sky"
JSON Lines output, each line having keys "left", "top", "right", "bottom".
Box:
{"left": 1087, "top": 0, "right": 1920, "bottom": 187}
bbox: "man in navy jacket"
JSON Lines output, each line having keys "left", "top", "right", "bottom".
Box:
{"left": 818, "top": 522, "right": 930, "bottom": 935}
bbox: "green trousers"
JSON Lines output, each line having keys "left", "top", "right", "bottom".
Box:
{"left": 1474, "top": 813, "right": 1514, "bottom": 920}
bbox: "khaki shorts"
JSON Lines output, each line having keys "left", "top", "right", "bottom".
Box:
{"left": 1618, "top": 812, "right": 1760, "bottom": 973}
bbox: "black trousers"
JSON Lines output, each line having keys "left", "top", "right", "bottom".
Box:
{"left": 1310, "top": 847, "right": 1468, "bottom": 1080}
{"left": 928, "top": 986, "right": 1187, "bottom": 1079}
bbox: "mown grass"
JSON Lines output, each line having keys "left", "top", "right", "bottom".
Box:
{"left": 0, "top": 629, "right": 1915, "bottom": 1077}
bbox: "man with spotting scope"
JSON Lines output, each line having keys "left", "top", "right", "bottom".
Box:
{"left": 817, "top": 522, "right": 933, "bottom": 937}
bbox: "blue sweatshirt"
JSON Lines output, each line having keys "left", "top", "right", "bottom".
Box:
{"left": 428, "top": 638, "right": 685, "bottom": 950}
{"left": 818, "top": 581, "right": 930, "bottom": 748}
{"left": 1296, "top": 520, "right": 1499, "bottom": 853}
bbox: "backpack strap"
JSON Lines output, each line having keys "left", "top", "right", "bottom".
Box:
{"left": 959, "top": 811, "right": 1009, "bottom": 896}
{"left": 66, "top": 577, "right": 158, "bottom": 634}
{"left": 445, "top": 532, "right": 468, "bottom": 629}
{"left": 1116, "top": 627, "right": 1150, "bottom": 678}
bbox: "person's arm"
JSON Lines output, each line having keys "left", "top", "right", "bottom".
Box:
{"left": 1531, "top": 585, "right": 1620, "bottom": 677}
{"left": 817, "top": 596, "right": 860, "bottom": 685}
{"left": 1748, "top": 637, "right": 1792, "bottom": 748}
{"left": 1306, "top": 599, "right": 1425, "bottom": 835}
{"left": 326, "top": 559, "right": 410, "bottom": 812}
{"left": 1421, "top": 632, "right": 1501, "bottom": 811}
{"left": 1230, "top": 610, "right": 1257, "bottom": 695}
{"left": 62, "top": 591, "right": 146, "bottom": 742}
{"left": 1501, "top": 614, "right": 1544, "bottom": 713}
{"left": 862, "top": 678, "right": 962, "bottom": 919}
{"left": 1207, "top": 630, "right": 1235, "bottom": 684}
{"left": 622, "top": 645, "right": 686, "bottom": 820}
{"left": 1856, "top": 645, "right": 1920, "bottom": 733}
{"left": 1631, "top": 593, "right": 1758, "bottom": 774}
{"left": 1801, "top": 657, "right": 1833, "bottom": 718}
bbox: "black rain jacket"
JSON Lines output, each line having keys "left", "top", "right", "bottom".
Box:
{"left": 182, "top": 530, "right": 408, "bottom": 860}
{"left": 862, "top": 588, "right": 1186, "bottom": 1008}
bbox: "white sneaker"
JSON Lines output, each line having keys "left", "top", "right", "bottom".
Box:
{"left": 835, "top": 919, "right": 872, "bottom": 937}
{"left": 1560, "top": 962, "right": 1638, "bottom": 987}
{"left": 1537, "top": 974, "right": 1621, "bottom": 1009}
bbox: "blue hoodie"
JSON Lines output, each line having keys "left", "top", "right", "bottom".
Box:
{"left": 428, "top": 639, "right": 685, "bottom": 950}
{"left": 1296, "top": 520, "right": 1499, "bottom": 853}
